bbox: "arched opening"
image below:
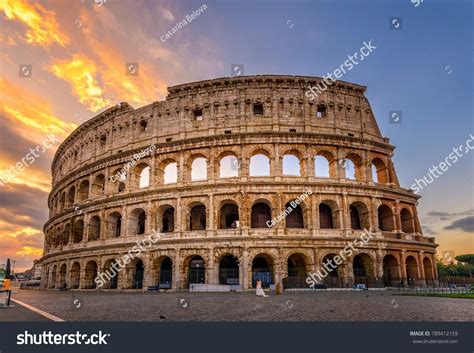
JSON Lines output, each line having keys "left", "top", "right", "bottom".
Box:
{"left": 102, "top": 259, "right": 119, "bottom": 289}
{"left": 405, "top": 256, "right": 419, "bottom": 286}
{"left": 372, "top": 158, "right": 389, "bottom": 184}
{"left": 423, "top": 257, "right": 434, "bottom": 285}
{"left": 157, "top": 257, "right": 173, "bottom": 289}
{"left": 251, "top": 202, "right": 272, "bottom": 228}
{"left": 344, "top": 159, "right": 356, "bottom": 180}
{"left": 282, "top": 154, "right": 301, "bottom": 176}
{"left": 191, "top": 157, "right": 207, "bottom": 181}
{"left": 161, "top": 206, "right": 175, "bottom": 233}
{"left": 219, "top": 254, "right": 239, "bottom": 285}
{"left": 252, "top": 254, "right": 274, "bottom": 288}
{"left": 77, "top": 180, "right": 89, "bottom": 202}
{"left": 315, "top": 153, "right": 333, "bottom": 178}
{"left": 132, "top": 259, "right": 144, "bottom": 289}
{"left": 219, "top": 155, "right": 239, "bottom": 178}
{"left": 188, "top": 256, "right": 205, "bottom": 285}
{"left": 189, "top": 204, "right": 206, "bottom": 231}
{"left": 285, "top": 201, "right": 304, "bottom": 228}
{"left": 88, "top": 216, "right": 101, "bottom": 241}
{"left": 286, "top": 253, "right": 307, "bottom": 288}
{"left": 400, "top": 208, "right": 415, "bottom": 233}
{"left": 319, "top": 203, "right": 334, "bottom": 229}
{"left": 70, "top": 263, "right": 80, "bottom": 289}
{"left": 249, "top": 154, "right": 270, "bottom": 176}
{"left": 138, "top": 165, "right": 150, "bottom": 188}
{"left": 163, "top": 162, "right": 178, "bottom": 184}
{"left": 383, "top": 255, "right": 399, "bottom": 287}
{"left": 50, "top": 265, "right": 57, "bottom": 288}
{"left": 353, "top": 254, "right": 374, "bottom": 287}
{"left": 219, "top": 203, "right": 239, "bottom": 229}
{"left": 73, "top": 220, "right": 84, "bottom": 243}
{"left": 321, "top": 254, "right": 342, "bottom": 287}
{"left": 84, "top": 261, "right": 98, "bottom": 289}
{"left": 129, "top": 208, "right": 146, "bottom": 235}
{"left": 349, "top": 202, "right": 370, "bottom": 230}
{"left": 92, "top": 174, "right": 105, "bottom": 196}
{"left": 350, "top": 205, "right": 361, "bottom": 230}
{"left": 66, "top": 186, "right": 75, "bottom": 207}
{"left": 106, "top": 212, "right": 122, "bottom": 238}
{"left": 118, "top": 173, "right": 126, "bottom": 192}
{"left": 59, "top": 264, "right": 67, "bottom": 287}
{"left": 378, "top": 204, "right": 394, "bottom": 231}
{"left": 344, "top": 154, "right": 363, "bottom": 180}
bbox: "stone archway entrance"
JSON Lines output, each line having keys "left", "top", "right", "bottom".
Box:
{"left": 188, "top": 256, "right": 205, "bottom": 284}
{"left": 70, "top": 263, "right": 80, "bottom": 289}
{"left": 252, "top": 254, "right": 274, "bottom": 288}
{"left": 158, "top": 257, "right": 173, "bottom": 289}
{"left": 286, "top": 253, "right": 307, "bottom": 288}
{"left": 353, "top": 254, "right": 374, "bottom": 287}
{"left": 219, "top": 255, "right": 239, "bottom": 285}
{"left": 423, "top": 257, "right": 434, "bottom": 286}
{"left": 383, "top": 255, "right": 400, "bottom": 287}
{"left": 133, "top": 260, "right": 144, "bottom": 289}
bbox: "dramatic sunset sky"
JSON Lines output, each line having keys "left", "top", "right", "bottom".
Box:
{"left": 0, "top": 0, "right": 472, "bottom": 271}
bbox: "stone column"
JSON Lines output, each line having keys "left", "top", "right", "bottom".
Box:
{"left": 276, "top": 193, "right": 284, "bottom": 235}
{"left": 122, "top": 206, "right": 128, "bottom": 237}
{"left": 207, "top": 249, "right": 215, "bottom": 285}
{"left": 400, "top": 250, "right": 407, "bottom": 285}
{"left": 176, "top": 197, "right": 182, "bottom": 233}
{"left": 79, "top": 268, "right": 86, "bottom": 289}
{"left": 143, "top": 253, "right": 153, "bottom": 289}
{"left": 341, "top": 193, "right": 350, "bottom": 231}
{"left": 345, "top": 259, "right": 353, "bottom": 288}
{"left": 173, "top": 250, "right": 181, "bottom": 290}
{"left": 241, "top": 249, "right": 249, "bottom": 290}
{"left": 418, "top": 252, "right": 426, "bottom": 286}
{"left": 336, "top": 148, "right": 345, "bottom": 180}
{"left": 371, "top": 197, "right": 379, "bottom": 232}
{"left": 313, "top": 195, "right": 320, "bottom": 233}
{"left": 273, "top": 143, "right": 280, "bottom": 179}
{"left": 100, "top": 210, "right": 107, "bottom": 240}
{"left": 394, "top": 200, "right": 401, "bottom": 232}
{"left": 146, "top": 200, "right": 152, "bottom": 234}
{"left": 179, "top": 152, "right": 185, "bottom": 184}
{"left": 208, "top": 194, "right": 214, "bottom": 232}
{"left": 432, "top": 253, "right": 439, "bottom": 285}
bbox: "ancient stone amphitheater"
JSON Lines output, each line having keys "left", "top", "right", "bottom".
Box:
{"left": 40, "top": 75, "right": 438, "bottom": 291}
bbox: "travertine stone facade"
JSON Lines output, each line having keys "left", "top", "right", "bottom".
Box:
{"left": 40, "top": 75, "right": 438, "bottom": 291}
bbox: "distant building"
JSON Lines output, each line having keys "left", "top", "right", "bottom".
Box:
{"left": 32, "top": 260, "right": 42, "bottom": 279}
{"left": 441, "top": 250, "right": 456, "bottom": 264}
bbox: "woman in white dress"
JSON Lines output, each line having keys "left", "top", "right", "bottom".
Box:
{"left": 255, "top": 279, "right": 269, "bottom": 297}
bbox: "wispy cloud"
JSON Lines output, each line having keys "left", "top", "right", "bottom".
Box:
{"left": 0, "top": 0, "right": 70, "bottom": 47}
{"left": 46, "top": 54, "right": 112, "bottom": 112}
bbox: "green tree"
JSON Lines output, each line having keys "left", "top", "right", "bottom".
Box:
{"left": 455, "top": 254, "right": 474, "bottom": 265}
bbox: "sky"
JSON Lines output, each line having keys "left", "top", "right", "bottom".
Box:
{"left": 0, "top": 0, "right": 472, "bottom": 271}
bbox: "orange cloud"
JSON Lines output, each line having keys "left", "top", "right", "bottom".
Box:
{"left": 0, "top": 160, "right": 51, "bottom": 192}
{"left": 0, "top": 0, "right": 70, "bottom": 47}
{"left": 46, "top": 54, "right": 112, "bottom": 112}
{"left": 0, "top": 78, "right": 76, "bottom": 142}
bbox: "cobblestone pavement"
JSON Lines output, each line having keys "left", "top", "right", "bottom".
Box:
{"left": 11, "top": 289, "right": 474, "bottom": 322}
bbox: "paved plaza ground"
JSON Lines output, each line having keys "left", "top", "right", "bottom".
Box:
{"left": 2, "top": 289, "right": 472, "bottom": 322}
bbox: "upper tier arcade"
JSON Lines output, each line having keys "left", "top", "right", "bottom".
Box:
{"left": 51, "top": 75, "right": 387, "bottom": 184}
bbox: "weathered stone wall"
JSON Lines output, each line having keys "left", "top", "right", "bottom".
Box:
{"left": 40, "top": 75, "right": 438, "bottom": 291}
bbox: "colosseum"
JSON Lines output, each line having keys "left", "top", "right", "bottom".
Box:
{"left": 40, "top": 75, "right": 438, "bottom": 291}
